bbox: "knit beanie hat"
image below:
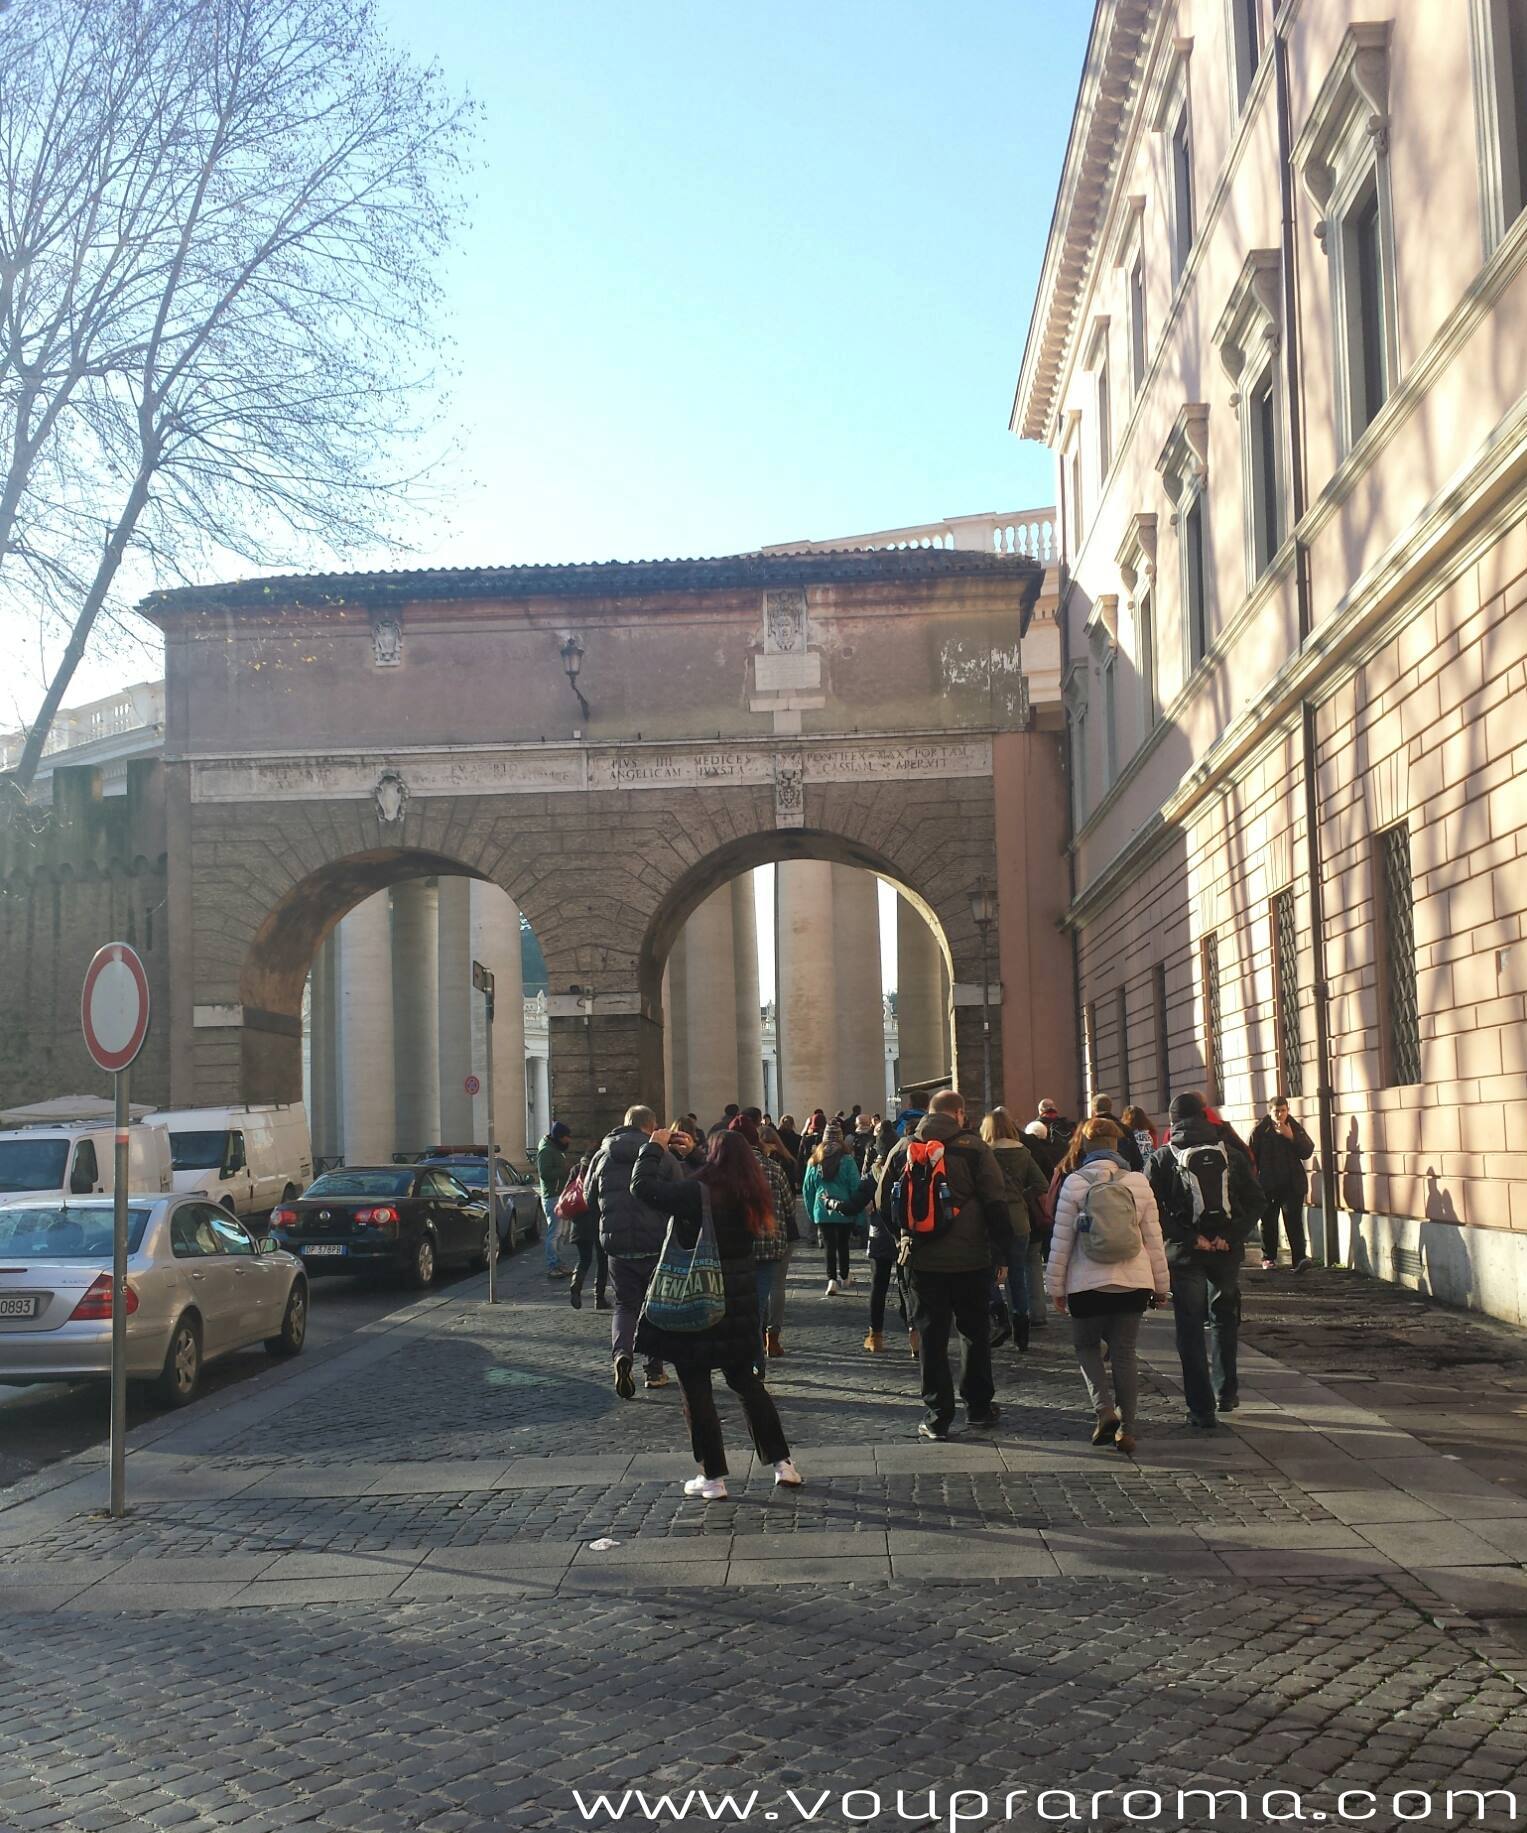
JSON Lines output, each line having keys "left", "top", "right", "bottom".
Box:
{"left": 1169, "top": 1092, "right": 1205, "bottom": 1124}
{"left": 824, "top": 1118, "right": 845, "bottom": 1150}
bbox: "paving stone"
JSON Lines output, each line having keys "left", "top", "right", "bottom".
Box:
{"left": 229, "top": 1576, "right": 408, "bottom": 1605}
{"left": 418, "top": 1542, "right": 576, "bottom": 1573}
{"left": 728, "top": 1530, "right": 886, "bottom": 1559}
{"left": 363, "top": 1462, "right": 513, "bottom": 1495}
{"left": 1410, "top": 1565, "right": 1527, "bottom": 1613}
{"left": 724, "top": 1556, "right": 889, "bottom": 1584}
{"left": 1305, "top": 1489, "right": 1444, "bottom": 1525}
{"left": 558, "top": 1562, "right": 729, "bottom": 1591}
{"left": 1217, "top": 1547, "right": 1400, "bottom": 1578}
{"left": 1193, "top": 1521, "right": 1368, "bottom": 1549}
{"left": 1357, "top": 1519, "right": 1517, "bottom": 1568}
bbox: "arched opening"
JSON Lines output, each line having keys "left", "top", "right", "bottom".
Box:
{"left": 640, "top": 829, "right": 958, "bottom": 1128}
{"left": 240, "top": 847, "right": 547, "bottom": 1172}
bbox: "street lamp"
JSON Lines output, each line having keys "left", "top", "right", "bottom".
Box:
{"left": 560, "top": 635, "right": 590, "bottom": 724}
{"left": 968, "top": 877, "right": 997, "bottom": 1113}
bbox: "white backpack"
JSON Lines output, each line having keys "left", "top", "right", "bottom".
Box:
{"left": 1074, "top": 1166, "right": 1144, "bottom": 1264}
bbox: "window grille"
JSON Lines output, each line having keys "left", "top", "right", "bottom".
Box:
{"left": 1379, "top": 824, "right": 1421, "bottom": 1084}
{"left": 1201, "top": 932, "right": 1224, "bottom": 1105}
{"left": 1272, "top": 887, "right": 1302, "bottom": 1097}
{"left": 1115, "top": 986, "right": 1130, "bottom": 1103}
{"left": 1153, "top": 961, "right": 1170, "bottom": 1105}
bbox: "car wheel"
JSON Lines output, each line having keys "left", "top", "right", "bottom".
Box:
{"left": 471, "top": 1224, "right": 492, "bottom": 1272}
{"left": 155, "top": 1316, "right": 202, "bottom": 1407}
{"left": 265, "top": 1280, "right": 308, "bottom": 1357}
{"left": 407, "top": 1235, "right": 437, "bottom": 1289}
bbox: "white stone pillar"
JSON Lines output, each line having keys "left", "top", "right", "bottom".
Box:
{"left": 833, "top": 864, "right": 884, "bottom": 1114}
{"left": 436, "top": 876, "right": 474, "bottom": 1144}
{"left": 471, "top": 882, "right": 527, "bottom": 1162}
{"left": 665, "top": 928, "right": 690, "bottom": 1119}
{"left": 776, "top": 858, "right": 838, "bottom": 1118}
{"left": 528, "top": 1055, "right": 551, "bottom": 1144}
{"left": 338, "top": 891, "right": 396, "bottom": 1164}
{"left": 391, "top": 879, "right": 440, "bottom": 1157}
{"left": 732, "top": 873, "right": 764, "bottom": 1110}
{"left": 307, "top": 932, "right": 342, "bottom": 1164}
{"left": 682, "top": 885, "right": 741, "bottom": 1124}
{"left": 896, "top": 894, "right": 951, "bottom": 1092}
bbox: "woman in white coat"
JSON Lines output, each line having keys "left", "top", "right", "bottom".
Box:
{"left": 1045, "top": 1117, "right": 1169, "bottom": 1455}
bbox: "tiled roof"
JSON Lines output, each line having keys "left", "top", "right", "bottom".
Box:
{"left": 139, "top": 547, "right": 1042, "bottom": 618}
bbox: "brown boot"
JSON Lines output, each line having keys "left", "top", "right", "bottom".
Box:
{"left": 863, "top": 1330, "right": 885, "bottom": 1353}
{"left": 908, "top": 1329, "right": 921, "bottom": 1358}
{"left": 765, "top": 1329, "right": 783, "bottom": 1358}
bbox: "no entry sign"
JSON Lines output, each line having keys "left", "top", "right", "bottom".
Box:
{"left": 81, "top": 942, "right": 151, "bottom": 1074}
{"left": 464, "top": 1073, "right": 481, "bottom": 1097}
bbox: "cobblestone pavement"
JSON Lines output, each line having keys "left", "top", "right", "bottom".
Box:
{"left": 3, "top": 1248, "right": 1527, "bottom": 1830}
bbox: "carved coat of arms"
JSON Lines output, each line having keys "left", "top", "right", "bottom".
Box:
{"left": 773, "top": 753, "right": 804, "bottom": 828}
{"left": 763, "top": 590, "right": 807, "bottom": 654}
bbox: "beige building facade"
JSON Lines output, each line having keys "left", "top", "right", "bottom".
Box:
{"left": 1017, "top": 0, "right": 1527, "bottom": 1321}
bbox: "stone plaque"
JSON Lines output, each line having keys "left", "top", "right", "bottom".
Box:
{"left": 754, "top": 652, "right": 822, "bottom": 693}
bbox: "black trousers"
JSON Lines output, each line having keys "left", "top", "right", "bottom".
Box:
{"left": 908, "top": 1267, "right": 994, "bottom": 1430}
{"left": 823, "top": 1231, "right": 852, "bottom": 1281}
{"left": 868, "top": 1257, "right": 895, "bottom": 1333}
{"left": 1259, "top": 1192, "right": 1307, "bottom": 1265}
{"left": 571, "top": 1239, "right": 608, "bottom": 1298}
{"left": 677, "top": 1363, "right": 790, "bottom": 1479}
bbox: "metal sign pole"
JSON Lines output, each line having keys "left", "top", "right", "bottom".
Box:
{"left": 474, "top": 960, "right": 499, "bottom": 1305}
{"left": 109, "top": 1066, "right": 130, "bottom": 1519}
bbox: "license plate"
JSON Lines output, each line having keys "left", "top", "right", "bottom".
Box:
{"left": 0, "top": 1295, "right": 41, "bottom": 1318}
{"left": 301, "top": 1244, "right": 346, "bottom": 1257}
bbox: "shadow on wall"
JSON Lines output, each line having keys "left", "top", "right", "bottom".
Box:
{"left": 1420, "top": 1216, "right": 1477, "bottom": 1311}
{"left": 1424, "top": 1167, "right": 1459, "bottom": 1223}
{"left": 1340, "top": 1119, "right": 1365, "bottom": 1216}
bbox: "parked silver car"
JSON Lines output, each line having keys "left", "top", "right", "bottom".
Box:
{"left": 0, "top": 1196, "right": 307, "bottom": 1405}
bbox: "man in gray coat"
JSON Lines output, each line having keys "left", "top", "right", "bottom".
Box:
{"left": 876, "top": 1088, "right": 1013, "bottom": 1441}
{"left": 587, "top": 1105, "right": 686, "bottom": 1398}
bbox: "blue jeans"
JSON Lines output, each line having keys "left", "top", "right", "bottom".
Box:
{"left": 1004, "top": 1253, "right": 1029, "bottom": 1320}
{"left": 1170, "top": 1260, "right": 1241, "bottom": 1420}
{"left": 543, "top": 1197, "right": 568, "bottom": 1270}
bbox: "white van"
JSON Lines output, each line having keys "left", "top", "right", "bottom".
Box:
{"left": 0, "top": 1123, "right": 172, "bottom": 1203}
{"left": 146, "top": 1105, "right": 313, "bottom": 1218}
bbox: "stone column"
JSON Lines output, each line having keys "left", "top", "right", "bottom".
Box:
{"left": 896, "top": 894, "right": 951, "bottom": 1092}
{"left": 665, "top": 930, "right": 690, "bottom": 1118}
{"left": 338, "top": 891, "right": 395, "bottom": 1164}
{"left": 436, "top": 876, "right": 474, "bottom": 1144}
{"left": 832, "top": 864, "right": 885, "bottom": 1114}
{"left": 681, "top": 885, "right": 741, "bottom": 1123}
{"left": 307, "top": 932, "right": 342, "bottom": 1163}
{"left": 776, "top": 858, "right": 838, "bottom": 1118}
{"left": 391, "top": 879, "right": 440, "bottom": 1157}
{"left": 528, "top": 1054, "right": 551, "bottom": 1145}
{"left": 471, "top": 881, "right": 527, "bottom": 1162}
{"left": 732, "top": 873, "right": 764, "bottom": 1110}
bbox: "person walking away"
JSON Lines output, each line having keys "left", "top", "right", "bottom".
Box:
{"left": 565, "top": 1156, "right": 608, "bottom": 1310}
{"left": 587, "top": 1106, "right": 681, "bottom": 1397}
{"left": 851, "top": 1113, "right": 877, "bottom": 1172}
{"left": 1121, "top": 1105, "right": 1159, "bottom": 1168}
{"left": 1250, "top": 1097, "right": 1316, "bottom": 1271}
{"left": 536, "top": 1122, "right": 576, "bottom": 1279}
{"left": 1090, "top": 1095, "right": 1144, "bottom": 1170}
{"left": 876, "top": 1088, "right": 1013, "bottom": 1441}
{"left": 803, "top": 1119, "right": 860, "bottom": 1295}
{"left": 1148, "top": 1092, "right": 1263, "bottom": 1428}
{"left": 729, "top": 1113, "right": 792, "bottom": 1360}
{"left": 757, "top": 1121, "right": 800, "bottom": 1356}
{"left": 632, "top": 1128, "right": 802, "bottom": 1500}
{"left": 1046, "top": 1119, "right": 1169, "bottom": 1455}
{"left": 980, "top": 1108, "right": 1047, "bottom": 1351}
{"left": 1036, "top": 1098, "right": 1075, "bottom": 1151}
{"left": 709, "top": 1103, "right": 741, "bottom": 1138}
{"left": 776, "top": 1114, "right": 803, "bottom": 1180}
{"left": 860, "top": 1118, "right": 913, "bottom": 1354}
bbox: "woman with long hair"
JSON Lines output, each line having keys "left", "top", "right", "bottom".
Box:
{"left": 979, "top": 1107, "right": 1048, "bottom": 1350}
{"left": 1121, "top": 1104, "right": 1159, "bottom": 1165}
{"left": 802, "top": 1118, "right": 860, "bottom": 1295}
{"left": 1045, "top": 1116, "right": 1168, "bottom": 1456}
{"left": 633, "top": 1128, "right": 802, "bottom": 1500}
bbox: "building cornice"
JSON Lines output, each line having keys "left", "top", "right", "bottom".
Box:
{"left": 1012, "top": 0, "right": 1158, "bottom": 443}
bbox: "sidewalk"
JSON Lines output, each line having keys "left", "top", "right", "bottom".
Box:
{"left": 4, "top": 1250, "right": 1527, "bottom": 1829}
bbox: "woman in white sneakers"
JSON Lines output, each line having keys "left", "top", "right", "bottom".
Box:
{"left": 1045, "top": 1118, "right": 1168, "bottom": 1456}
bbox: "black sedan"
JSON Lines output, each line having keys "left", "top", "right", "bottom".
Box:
{"left": 417, "top": 1153, "right": 540, "bottom": 1252}
{"left": 270, "top": 1167, "right": 490, "bottom": 1288}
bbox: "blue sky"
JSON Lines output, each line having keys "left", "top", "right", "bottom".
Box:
{"left": 51, "top": 0, "right": 1088, "bottom": 704}
{"left": 371, "top": 0, "right": 1087, "bottom": 568}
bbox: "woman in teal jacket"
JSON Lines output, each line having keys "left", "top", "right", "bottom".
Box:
{"left": 802, "top": 1119, "right": 861, "bottom": 1296}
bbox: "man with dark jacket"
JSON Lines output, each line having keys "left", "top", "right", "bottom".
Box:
{"left": 536, "top": 1122, "right": 575, "bottom": 1280}
{"left": 1250, "top": 1097, "right": 1316, "bottom": 1271}
{"left": 876, "top": 1088, "right": 1014, "bottom": 1441}
{"left": 1091, "top": 1095, "right": 1144, "bottom": 1171}
{"left": 587, "top": 1105, "right": 684, "bottom": 1398}
{"left": 1148, "top": 1092, "right": 1264, "bottom": 1428}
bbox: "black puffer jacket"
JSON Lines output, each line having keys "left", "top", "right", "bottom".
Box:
{"left": 631, "top": 1140, "right": 762, "bottom": 1372}
{"left": 588, "top": 1126, "right": 684, "bottom": 1258}
{"left": 1146, "top": 1115, "right": 1263, "bottom": 1270}
{"left": 1250, "top": 1114, "right": 1315, "bottom": 1197}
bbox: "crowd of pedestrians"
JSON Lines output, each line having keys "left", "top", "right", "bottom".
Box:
{"left": 529, "top": 1083, "right": 1315, "bottom": 1497}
